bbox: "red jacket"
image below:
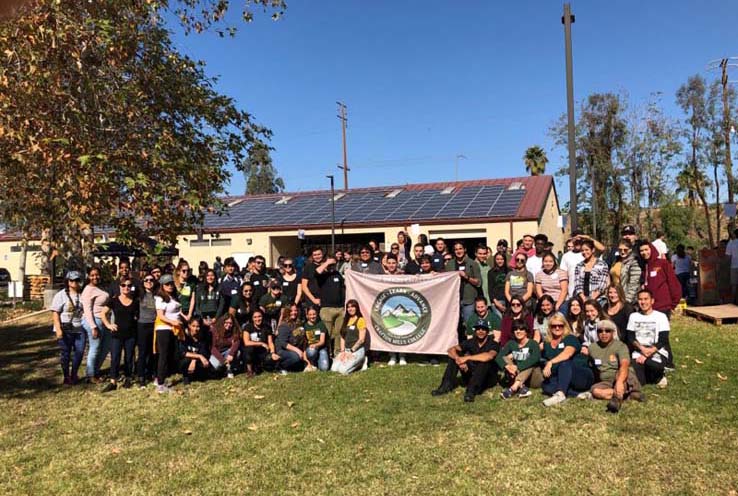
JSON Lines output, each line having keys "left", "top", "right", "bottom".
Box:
{"left": 643, "top": 243, "right": 681, "bottom": 312}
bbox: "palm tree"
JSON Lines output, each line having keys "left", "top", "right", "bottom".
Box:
{"left": 523, "top": 146, "right": 548, "bottom": 176}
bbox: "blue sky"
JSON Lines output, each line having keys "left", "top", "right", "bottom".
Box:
{"left": 170, "top": 0, "right": 738, "bottom": 201}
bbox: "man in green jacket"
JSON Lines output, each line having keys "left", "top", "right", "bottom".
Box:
{"left": 445, "top": 241, "right": 482, "bottom": 342}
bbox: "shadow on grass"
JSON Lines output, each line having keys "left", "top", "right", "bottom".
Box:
{"left": 0, "top": 320, "right": 62, "bottom": 399}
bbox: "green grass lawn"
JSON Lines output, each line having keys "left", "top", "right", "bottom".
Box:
{"left": 1, "top": 313, "right": 737, "bottom": 495}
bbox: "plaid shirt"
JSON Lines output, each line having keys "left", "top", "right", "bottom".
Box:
{"left": 573, "top": 259, "right": 610, "bottom": 298}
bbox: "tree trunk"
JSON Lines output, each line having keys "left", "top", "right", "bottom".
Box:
{"left": 17, "top": 235, "right": 28, "bottom": 301}
{"left": 696, "top": 189, "right": 715, "bottom": 248}
{"left": 714, "top": 163, "right": 721, "bottom": 241}
{"left": 722, "top": 64, "right": 735, "bottom": 233}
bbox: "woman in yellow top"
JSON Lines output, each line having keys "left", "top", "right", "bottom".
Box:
{"left": 330, "top": 299, "right": 367, "bottom": 375}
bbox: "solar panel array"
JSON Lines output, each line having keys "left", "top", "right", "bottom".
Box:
{"left": 203, "top": 185, "right": 528, "bottom": 229}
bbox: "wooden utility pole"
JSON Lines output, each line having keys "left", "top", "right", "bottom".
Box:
{"left": 336, "top": 101, "right": 349, "bottom": 190}
{"left": 562, "top": 4, "right": 578, "bottom": 233}
{"left": 720, "top": 59, "right": 736, "bottom": 232}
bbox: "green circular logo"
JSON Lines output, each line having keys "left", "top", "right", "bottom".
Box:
{"left": 371, "top": 287, "right": 431, "bottom": 345}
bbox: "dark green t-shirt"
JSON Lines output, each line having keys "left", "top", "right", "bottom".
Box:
{"left": 304, "top": 321, "right": 327, "bottom": 347}
{"left": 542, "top": 334, "right": 586, "bottom": 369}
{"left": 178, "top": 281, "right": 196, "bottom": 314}
{"left": 495, "top": 339, "right": 541, "bottom": 371}
{"left": 588, "top": 339, "right": 629, "bottom": 382}
{"left": 259, "top": 292, "right": 288, "bottom": 322}
{"left": 464, "top": 311, "right": 501, "bottom": 337}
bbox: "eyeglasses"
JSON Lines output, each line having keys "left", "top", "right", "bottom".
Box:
{"left": 144, "top": 278, "right": 154, "bottom": 283}
{"left": 510, "top": 303, "right": 522, "bottom": 307}
{"left": 163, "top": 282, "right": 174, "bottom": 287}
{"left": 284, "top": 264, "right": 293, "bottom": 268}
{"left": 120, "top": 284, "right": 133, "bottom": 288}
{"left": 180, "top": 269, "right": 190, "bottom": 273}
{"left": 516, "top": 258, "right": 526, "bottom": 263}
{"left": 597, "top": 328, "right": 614, "bottom": 334}
{"left": 360, "top": 250, "right": 370, "bottom": 254}
{"left": 255, "top": 261, "right": 264, "bottom": 265}
{"left": 243, "top": 289, "right": 253, "bottom": 293}
{"left": 513, "top": 328, "right": 527, "bottom": 332}
{"left": 550, "top": 324, "right": 565, "bottom": 329}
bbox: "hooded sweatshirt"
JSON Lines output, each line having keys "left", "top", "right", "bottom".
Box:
{"left": 642, "top": 242, "right": 681, "bottom": 313}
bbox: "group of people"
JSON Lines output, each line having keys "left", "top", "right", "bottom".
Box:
{"left": 50, "top": 225, "right": 682, "bottom": 411}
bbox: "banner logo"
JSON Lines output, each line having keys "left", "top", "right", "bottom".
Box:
{"left": 371, "top": 287, "right": 431, "bottom": 345}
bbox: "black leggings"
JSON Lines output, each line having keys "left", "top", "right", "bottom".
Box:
{"left": 137, "top": 322, "right": 156, "bottom": 380}
{"left": 156, "top": 329, "right": 175, "bottom": 384}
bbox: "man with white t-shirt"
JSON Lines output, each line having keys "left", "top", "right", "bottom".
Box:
{"left": 652, "top": 231, "right": 668, "bottom": 259}
{"left": 626, "top": 289, "right": 672, "bottom": 388}
{"left": 525, "top": 234, "right": 547, "bottom": 278}
{"left": 559, "top": 235, "right": 584, "bottom": 298}
{"left": 725, "top": 229, "right": 738, "bottom": 304}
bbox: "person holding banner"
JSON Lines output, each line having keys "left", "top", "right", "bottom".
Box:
{"left": 431, "top": 319, "right": 499, "bottom": 402}
{"left": 445, "top": 241, "right": 482, "bottom": 341}
{"left": 404, "top": 243, "right": 426, "bottom": 275}
{"left": 330, "top": 300, "right": 367, "bottom": 375}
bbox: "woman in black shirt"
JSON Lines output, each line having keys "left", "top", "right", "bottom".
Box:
{"left": 229, "top": 281, "right": 254, "bottom": 329}
{"left": 488, "top": 252, "right": 509, "bottom": 319}
{"left": 603, "top": 284, "right": 633, "bottom": 342}
{"left": 100, "top": 277, "right": 139, "bottom": 392}
{"left": 278, "top": 258, "right": 302, "bottom": 305}
{"left": 241, "top": 309, "right": 273, "bottom": 377}
{"left": 178, "top": 317, "right": 211, "bottom": 384}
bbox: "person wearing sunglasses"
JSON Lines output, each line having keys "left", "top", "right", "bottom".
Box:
{"left": 136, "top": 271, "right": 158, "bottom": 387}
{"left": 278, "top": 257, "right": 302, "bottom": 305}
{"left": 154, "top": 274, "right": 183, "bottom": 393}
{"left": 229, "top": 281, "right": 255, "bottom": 329}
{"left": 107, "top": 258, "right": 139, "bottom": 299}
{"left": 99, "top": 277, "right": 139, "bottom": 392}
{"left": 541, "top": 314, "right": 594, "bottom": 407}
{"left": 174, "top": 260, "right": 197, "bottom": 324}
{"left": 249, "top": 255, "right": 270, "bottom": 304}
{"left": 504, "top": 252, "right": 534, "bottom": 309}
{"left": 350, "top": 244, "right": 383, "bottom": 274}
{"left": 497, "top": 319, "right": 541, "bottom": 399}
{"left": 587, "top": 319, "right": 643, "bottom": 413}
{"left": 615, "top": 239, "right": 642, "bottom": 305}
{"left": 499, "top": 296, "right": 534, "bottom": 347}
{"left": 50, "top": 271, "right": 87, "bottom": 385}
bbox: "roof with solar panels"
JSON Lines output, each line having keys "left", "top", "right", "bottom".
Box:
{"left": 199, "top": 175, "right": 556, "bottom": 233}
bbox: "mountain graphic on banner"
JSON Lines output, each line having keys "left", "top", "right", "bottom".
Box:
{"left": 382, "top": 303, "right": 419, "bottom": 319}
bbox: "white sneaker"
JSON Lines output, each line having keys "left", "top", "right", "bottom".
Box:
{"left": 226, "top": 372, "right": 234, "bottom": 379}
{"left": 576, "top": 391, "right": 593, "bottom": 400}
{"left": 279, "top": 370, "right": 288, "bottom": 376}
{"left": 156, "top": 384, "right": 171, "bottom": 394}
{"left": 657, "top": 376, "right": 668, "bottom": 389}
{"left": 388, "top": 355, "right": 397, "bottom": 367}
{"left": 153, "top": 378, "right": 160, "bottom": 387}
{"left": 398, "top": 355, "right": 407, "bottom": 366}
{"left": 361, "top": 356, "right": 369, "bottom": 371}
{"left": 543, "top": 391, "right": 567, "bottom": 407}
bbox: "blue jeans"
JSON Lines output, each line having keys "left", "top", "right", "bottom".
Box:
{"left": 306, "top": 347, "right": 330, "bottom": 371}
{"left": 330, "top": 348, "right": 365, "bottom": 375}
{"left": 277, "top": 349, "right": 305, "bottom": 372}
{"left": 84, "top": 317, "right": 111, "bottom": 378}
{"left": 58, "top": 331, "right": 86, "bottom": 379}
{"left": 542, "top": 360, "right": 594, "bottom": 397}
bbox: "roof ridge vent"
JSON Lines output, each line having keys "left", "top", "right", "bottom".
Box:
{"left": 227, "top": 199, "right": 243, "bottom": 207}
{"left": 332, "top": 193, "right": 346, "bottom": 201}
{"left": 508, "top": 182, "right": 524, "bottom": 191}
{"left": 440, "top": 186, "right": 455, "bottom": 195}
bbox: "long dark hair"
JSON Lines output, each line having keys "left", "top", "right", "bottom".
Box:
{"left": 198, "top": 269, "right": 218, "bottom": 294}
{"left": 583, "top": 298, "right": 605, "bottom": 322}
{"left": 566, "top": 298, "right": 585, "bottom": 334}
{"left": 211, "top": 314, "right": 238, "bottom": 342}
{"left": 511, "top": 318, "right": 532, "bottom": 340}
{"left": 504, "top": 296, "right": 529, "bottom": 319}
{"left": 492, "top": 252, "right": 508, "bottom": 273}
{"left": 535, "top": 294, "right": 556, "bottom": 324}
{"left": 340, "top": 299, "right": 363, "bottom": 336}
{"left": 157, "top": 281, "right": 178, "bottom": 303}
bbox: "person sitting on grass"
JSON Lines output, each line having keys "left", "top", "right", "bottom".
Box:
{"left": 586, "top": 319, "right": 644, "bottom": 413}
{"left": 497, "top": 319, "right": 541, "bottom": 399}
{"left": 533, "top": 294, "right": 556, "bottom": 342}
{"left": 241, "top": 309, "right": 273, "bottom": 378}
{"left": 50, "top": 271, "right": 87, "bottom": 386}
{"left": 541, "top": 313, "right": 594, "bottom": 407}
{"left": 464, "top": 296, "right": 501, "bottom": 341}
{"left": 499, "top": 296, "right": 534, "bottom": 346}
{"left": 580, "top": 299, "right": 607, "bottom": 353}
{"left": 330, "top": 299, "right": 367, "bottom": 375}
{"left": 626, "top": 289, "right": 672, "bottom": 389}
{"left": 178, "top": 317, "right": 211, "bottom": 385}
{"left": 431, "top": 319, "right": 500, "bottom": 403}
{"left": 303, "top": 306, "right": 329, "bottom": 371}
{"left": 272, "top": 305, "right": 306, "bottom": 374}
{"left": 209, "top": 314, "right": 240, "bottom": 378}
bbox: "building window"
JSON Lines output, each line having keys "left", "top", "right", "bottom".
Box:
{"left": 211, "top": 238, "right": 232, "bottom": 247}
{"left": 189, "top": 240, "right": 210, "bottom": 247}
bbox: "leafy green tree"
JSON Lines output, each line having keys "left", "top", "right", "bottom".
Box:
{"left": 244, "top": 141, "right": 285, "bottom": 194}
{"left": 0, "top": 1, "right": 279, "bottom": 271}
{"left": 523, "top": 146, "right": 548, "bottom": 176}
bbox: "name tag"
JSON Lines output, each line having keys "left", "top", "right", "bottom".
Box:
{"left": 231, "top": 289, "right": 237, "bottom": 295}
{"left": 250, "top": 332, "right": 259, "bottom": 341}
{"left": 594, "top": 359, "right": 602, "bottom": 366}
{"left": 458, "top": 266, "right": 465, "bottom": 271}
{"left": 130, "top": 286, "right": 136, "bottom": 291}
{"left": 314, "top": 330, "right": 321, "bottom": 336}
{"left": 348, "top": 325, "right": 356, "bottom": 330}
{"left": 275, "top": 300, "right": 282, "bottom": 307}
{"left": 650, "top": 271, "right": 657, "bottom": 277}
{"left": 253, "top": 281, "right": 260, "bottom": 286}
{"left": 333, "top": 277, "right": 340, "bottom": 282}
{"left": 557, "top": 343, "right": 564, "bottom": 349}
{"left": 282, "top": 281, "right": 289, "bottom": 286}
{"left": 551, "top": 273, "right": 558, "bottom": 280}
{"left": 433, "top": 258, "right": 440, "bottom": 264}
{"left": 361, "top": 263, "right": 367, "bottom": 268}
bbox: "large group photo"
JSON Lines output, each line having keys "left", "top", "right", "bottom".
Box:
{"left": 1, "top": 1, "right": 737, "bottom": 495}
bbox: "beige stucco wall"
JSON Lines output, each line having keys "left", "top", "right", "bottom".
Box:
{"left": 0, "top": 240, "right": 44, "bottom": 281}
{"left": 536, "top": 186, "right": 565, "bottom": 252}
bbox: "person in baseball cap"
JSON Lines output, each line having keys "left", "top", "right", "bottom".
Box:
{"left": 65, "top": 270, "right": 83, "bottom": 282}
{"left": 431, "top": 316, "right": 499, "bottom": 402}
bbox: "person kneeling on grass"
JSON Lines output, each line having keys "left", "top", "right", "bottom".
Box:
{"left": 272, "top": 305, "right": 307, "bottom": 374}
{"left": 586, "top": 319, "right": 644, "bottom": 413}
{"left": 330, "top": 299, "right": 367, "bottom": 375}
{"left": 303, "top": 307, "right": 329, "bottom": 371}
{"left": 178, "top": 317, "right": 211, "bottom": 385}
{"left": 541, "top": 313, "right": 594, "bottom": 407}
{"left": 626, "top": 288, "right": 673, "bottom": 388}
{"left": 497, "top": 319, "right": 541, "bottom": 399}
{"left": 209, "top": 314, "right": 240, "bottom": 378}
{"left": 431, "top": 319, "right": 500, "bottom": 402}
{"left": 242, "top": 310, "right": 273, "bottom": 378}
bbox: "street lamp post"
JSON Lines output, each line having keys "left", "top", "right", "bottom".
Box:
{"left": 327, "top": 175, "right": 336, "bottom": 255}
